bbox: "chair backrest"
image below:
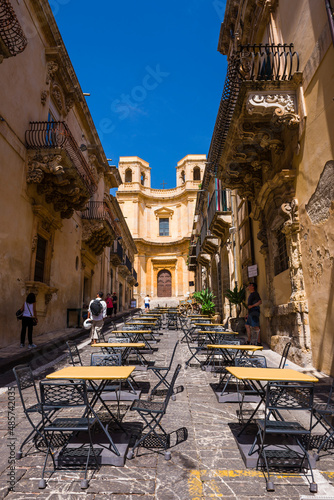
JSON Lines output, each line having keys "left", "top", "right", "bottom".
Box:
{"left": 167, "top": 341, "right": 179, "bottom": 370}
{"left": 107, "top": 336, "right": 128, "bottom": 344}
{"left": 40, "top": 381, "right": 88, "bottom": 408}
{"left": 163, "top": 364, "right": 182, "bottom": 410}
{"left": 265, "top": 382, "right": 314, "bottom": 414}
{"left": 90, "top": 353, "right": 121, "bottom": 366}
{"left": 278, "top": 341, "right": 292, "bottom": 369}
{"left": 235, "top": 355, "right": 267, "bottom": 368}
{"left": 13, "top": 364, "right": 40, "bottom": 408}
{"left": 66, "top": 340, "right": 82, "bottom": 366}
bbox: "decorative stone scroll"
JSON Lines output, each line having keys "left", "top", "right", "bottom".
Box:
{"left": 246, "top": 92, "right": 300, "bottom": 128}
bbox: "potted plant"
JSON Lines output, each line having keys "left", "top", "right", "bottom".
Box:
{"left": 225, "top": 285, "right": 246, "bottom": 333}
{"left": 192, "top": 289, "right": 216, "bottom": 316}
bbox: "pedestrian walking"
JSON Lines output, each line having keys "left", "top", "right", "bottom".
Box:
{"left": 245, "top": 283, "right": 262, "bottom": 345}
{"left": 106, "top": 293, "right": 113, "bottom": 317}
{"left": 88, "top": 291, "right": 107, "bottom": 345}
{"left": 144, "top": 294, "right": 150, "bottom": 311}
{"left": 19, "top": 292, "right": 38, "bottom": 348}
{"left": 112, "top": 292, "right": 117, "bottom": 316}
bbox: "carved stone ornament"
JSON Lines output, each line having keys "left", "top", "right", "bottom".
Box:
{"left": 65, "top": 95, "right": 75, "bottom": 113}
{"left": 51, "top": 83, "right": 63, "bottom": 112}
{"left": 27, "top": 154, "right": 65, "bottom": 184}
{"left": 46, "top": 61, "right": 58, "bottom": 85}
{"left": 246, "top": 92, "right": 300, "bottom": 128}
{"left": 41, "top": 90, "right": 48, "bottom": 105}
{"left": 281, "top": 198, "right": 299, "bottom": 228}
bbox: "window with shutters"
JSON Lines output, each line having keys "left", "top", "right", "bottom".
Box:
{"left": 159, "top": 218, "right": 169, "bottom": 236}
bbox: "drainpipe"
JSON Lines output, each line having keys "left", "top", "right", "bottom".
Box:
{"left": 325, "top": 0, "right": 334, "bottom": 46}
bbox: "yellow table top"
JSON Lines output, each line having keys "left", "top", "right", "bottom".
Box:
{"left": 207, "top": 344, "right": 263, "bottom": 351}
{"left": 93, "top": 343, "right": 145, "bottom": 348}
{"left": 112, "top": 330, "right": 152, "bottom": 334}
{"left": 127, "top": 321, "right": 157, "bottom": 325}
{"left": 46, "top": 366, "right": 136, "bottom": 381}
{"left": 198, "top": 330, "right": 238, "bottom": 335}
{"left": 193, "top": 323, "right": 226, "bottom": 326}
{"left": 225, "top": 367, "right": 318, "bottom": 383}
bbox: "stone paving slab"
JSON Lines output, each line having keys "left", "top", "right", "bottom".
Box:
{"left": 0, "top": 317, "right": 334, "bottom": 499}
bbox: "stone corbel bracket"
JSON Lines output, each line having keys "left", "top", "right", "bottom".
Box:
{"left": 246, "top": 91, "right": 300, "bottom": 128}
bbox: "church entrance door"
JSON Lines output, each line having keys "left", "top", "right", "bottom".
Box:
{"left": 157, "top": 269, "right": 172, "bottom": 297}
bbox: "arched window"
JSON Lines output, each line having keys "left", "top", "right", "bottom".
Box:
{"left": 181, "top": 170, "right": 185, "bottom": 183}
{"left": 141, "top": 172, "right": 145, "bottom": 186}
{"left": 193, "top": 166, "right": 201, "bottom": 181}
{"left": 125, "top": 169, "right": 132, "bottom": 183}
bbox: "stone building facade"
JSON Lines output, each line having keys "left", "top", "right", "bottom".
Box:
{"left": 116, "top": 155, "right": 205, "bottom": 307}
{"left": 0, "top": 0, "right": 136, "bottom": 347}
{"left": 190, "top": 0, "right": 334, "bottom": 374}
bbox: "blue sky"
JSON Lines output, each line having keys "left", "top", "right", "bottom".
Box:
{"left": 54, "top": 0, "right": 227, "bottom": 189}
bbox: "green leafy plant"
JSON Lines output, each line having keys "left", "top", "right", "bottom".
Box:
{"left": 225, "top": 285, "right": 246, "bottom": 318}
{"left": 193, "top": 289, "right": 216, "bottom": 316}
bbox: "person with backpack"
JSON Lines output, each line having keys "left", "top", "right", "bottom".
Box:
{"left": 87, "top": 291, "right": 107, "bottom": 345}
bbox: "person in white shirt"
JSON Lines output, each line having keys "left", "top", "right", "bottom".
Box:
{"left": 144, "top": 295, "right": 150, "bottom": 311}
{"left": 88, "top": 291, "right": 107, "bottom": 345}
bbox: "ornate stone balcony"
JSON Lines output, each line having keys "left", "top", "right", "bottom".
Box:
{"left": 200, "top": 218, "right": 219, "bottom": 256}
{"left": 197, "top": 252, "right": 211, "bottom": 268}
{"left": 110, "top": 240, "right": 123, "bottom": 266}
{"left": 0, "top": 0, "right": 27, "bottom": 62}
{"left": 81, "top": 201, "right": 116, "bottom": 255}
{"left": 207, "top": 188, "right": 232, "bottom": 241}
{"left": 209, "top": 43, "right": 301, "bottom": 221}
{"left": 26, "top": 121, "right": 98, "bottom": 219}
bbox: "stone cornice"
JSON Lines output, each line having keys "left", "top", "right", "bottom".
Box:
{"left": 134, "top": 237, "right": 190, "bottom": 248}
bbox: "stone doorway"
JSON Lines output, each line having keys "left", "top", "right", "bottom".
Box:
{"left": 157, "top": 269, "right": 172, "bottom": 297}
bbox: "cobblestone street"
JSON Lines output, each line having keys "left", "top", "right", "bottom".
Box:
{"left": 1, "top": 318, "right": 334, "bottom": 500}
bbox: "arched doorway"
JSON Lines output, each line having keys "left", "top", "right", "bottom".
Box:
{"left": 157, "top": 269, "right": 172, "bottom": 297}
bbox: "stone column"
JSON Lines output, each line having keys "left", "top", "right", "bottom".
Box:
{"left": 281, "top": 199, "right": 312, "bottom": 363}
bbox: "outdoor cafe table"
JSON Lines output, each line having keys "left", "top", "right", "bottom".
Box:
{"left": 46, "top": 365, "right": 136, "bottom": 457}
{"left": 93, "top": 342, "right": 147, "bottom": 366}
{"left": 111, "top": 330, "right": 153, "bottom": 349}
{"left": 225, "top": 366, "right": 319, "bottom": 435}
{"left": 198, "top": 330, "right": 238, "bottom": 344}
{"left": 205, "top": 343, "right": 263, "bottom": 368}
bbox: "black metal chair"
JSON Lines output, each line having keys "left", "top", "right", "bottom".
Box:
{"left": 148, "top": 341, "right": 180, "bottom": 399}
{"left": 251, "top": 382, "right": 317, "bottom": 493}
{"left": 66, "top": 340, "right": 83, "bottom": 366}
{"left": 13, "top": 364, "right": 57, "bottom": 459}
{"left": 126, "top": 364, "right": 186, "bottom": 460}
{"left": 278, "top": 342, "right": 292, "bottom": 369}
{"left": 38, "top": 381, "right": 100, "bottom": 489}
{"left": 311, "top": 378, "right": 334, "bottom": 459}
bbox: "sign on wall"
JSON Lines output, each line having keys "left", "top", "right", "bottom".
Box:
{"left": 247, "top": 264, "right": 258, "bottom": 278}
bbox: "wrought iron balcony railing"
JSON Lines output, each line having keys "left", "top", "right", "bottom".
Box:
{"left": 208, "top": 189, "right": 231, "bottom": 229}
{"left": 237, "top": 43, "right": 299, "bottom": 82}
{"left": 196, "top": 238, "right": 201, "bottom": 258}
{"left": 132, "top": 268, "right": 137, "bottom": 282}
{"left": 125, "top": 255, "right": 132, "bottom": 273}
{"left": 25, "top": 121, "right": 97, "bottom": 194}
{"left": 81, "top": 201, "right": 115, "bottom": 229}
{"left": 200, "top": 218, "right": 208, "bottom": 247}
{"left": 0, "top": 0, "right": 27, "bottom": 59}
{"left": 110, "top": 240, "right": 123, "bottom": 262}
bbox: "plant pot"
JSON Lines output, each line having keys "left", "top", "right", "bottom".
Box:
{"left": 230, "top": 317, "right": 246, "bottom": 335}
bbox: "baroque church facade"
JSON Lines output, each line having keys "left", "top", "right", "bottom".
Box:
{"left": 116, "top": 155, "right": 205, "bottom": 307}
